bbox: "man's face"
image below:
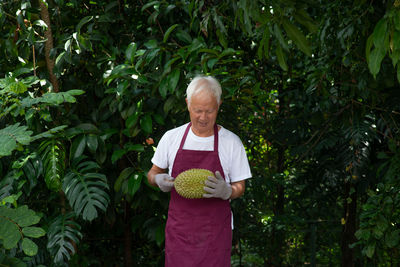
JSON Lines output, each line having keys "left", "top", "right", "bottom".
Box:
{"left": 186, "top": 89, "right": 219, "bottom": 137}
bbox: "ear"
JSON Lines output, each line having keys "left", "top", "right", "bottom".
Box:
{"left": 185, "top": 98, "right": 189, "bottom": 109}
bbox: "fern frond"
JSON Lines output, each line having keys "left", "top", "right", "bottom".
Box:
{"left": 47, "top": 213, "right": 82, "bottom": 265}
{"left": 62, "top": 156, "right": 109, "bottom": 221}
{"left": 38, "top": 139, "right": 65, "bottom": 191}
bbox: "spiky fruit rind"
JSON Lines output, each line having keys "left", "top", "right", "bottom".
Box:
{"left": 174, "top": 169, "right": 214, "bottom": 199}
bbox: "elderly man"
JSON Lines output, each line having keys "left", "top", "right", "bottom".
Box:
{"left": 147, "top": 75, "right": 252, "bottom": 267}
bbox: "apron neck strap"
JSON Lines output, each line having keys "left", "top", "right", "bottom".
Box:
{"left": 178, "top": 122, "right": 219, "bottom": 152}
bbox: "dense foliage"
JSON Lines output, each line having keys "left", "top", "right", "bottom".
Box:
{"left": 1, "top": 0, "right": 399, "bottom": 266}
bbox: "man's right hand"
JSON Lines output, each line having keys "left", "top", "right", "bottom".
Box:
{"left": 155, "top": 173, "right": 174, "bottom": 192}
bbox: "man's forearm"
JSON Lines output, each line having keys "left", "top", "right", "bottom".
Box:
{"left": 147, "top": 165, "right": 167, "bottom": 187}
{"left": 230, "top": 180, "right": 245, "bottom": 199}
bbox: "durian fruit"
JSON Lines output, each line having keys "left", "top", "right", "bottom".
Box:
{"left": 174, "top": 169, "right": 214, "bottom": 199}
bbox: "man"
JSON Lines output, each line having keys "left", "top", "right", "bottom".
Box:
{"left": 147, "top": 75, "right": 252, "bottom": 267}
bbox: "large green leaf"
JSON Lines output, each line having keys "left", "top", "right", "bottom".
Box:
{"left": 115, "top": 167, "right": 143, "bottom": 197}
{"left": 282, "top": 18, "right": 312, "bottom": 56}
{"left": 62, "top": 157, "right": 110, "bottom": 221}
{"left": 30, "top": 125, "right": 68, "bottom": 142}
{"left": 21, "top": 238, "right": 38, "bottom": 256}
{"left": 38, "top": 139, "right": 65, "bottom": 191}
{"left": 385, "top": 229, "right": 400, "bottom": 248}
{"left": 47, "top": 213, "right": 82, "bottom": 264}
{"left": 167, "top": 69, "right": 180, "bottom": 94}
{"left": 276, "top": 46, "right": 288, "bottom": 71}
{"left": 372, "top": 18, "right": 388, "bottom": 49}
{"left": 0, "top": 123, "right": 33, "bottom": 157}
{"left": 125, "top": 42, "right": 137, "bottom": 64}
{"left": 140, "top": 114, "right": 153, "bottom": 134}
{"left": 368, "top": 47, "right": 386, "bottom": 78}
{"left": 21, "top": 90, "right": 85, "bottom": 107}
{"left": 70, "top": 134, "right": 87, "bottom": 159}
{"left": 0, "top": 78, "right": 27, "bottom": 95}
{"left": 0, "top": 205, "right": 44, "bottom": 256}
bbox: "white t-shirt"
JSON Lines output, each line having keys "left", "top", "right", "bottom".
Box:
{"left": 151, "top": 123, "right": 252, "bottom": 183}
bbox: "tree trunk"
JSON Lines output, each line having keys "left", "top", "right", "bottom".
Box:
{"left": 268, "top": 77, "right": 286, "bottom": 266}
{"left": 124, "top": 200, "right": 133, "bottom": 267}
{"left": 341, "top": 182, "right": 357, "bottom": 267}
{"left": 39, "top": 0, "right": 59, "bottom": 92}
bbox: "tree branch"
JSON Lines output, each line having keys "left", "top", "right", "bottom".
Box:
{"left": 39, "top": 0, "right": 59, "bottom": 92}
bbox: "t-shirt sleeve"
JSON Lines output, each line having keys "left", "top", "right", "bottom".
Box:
{"left": 151, "top": 132, "right": 170, "bottom": 169}
{"left": 228, "top": 135, "right": 252, "bottom": 182}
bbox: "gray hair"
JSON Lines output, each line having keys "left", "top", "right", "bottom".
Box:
{"left": 186, "top": 76, "right": 222, "bottom": 106}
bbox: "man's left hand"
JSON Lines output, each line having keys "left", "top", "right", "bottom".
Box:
{"left": 203, "top": 171, "right": 232, "bottom": 200}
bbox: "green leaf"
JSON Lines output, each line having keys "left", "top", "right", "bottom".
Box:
{"left": 22, "top": 227, "right": 46, "bottom": 238}
{"left": 47, "top": 213, "right": 82, "bottom": 263}
{"left": 365, "top": 34, "right": 373, "bottom": 63}
{"left": 144, "top": 39, "right": 158, "bottom": 49}
{"left": 126, "top": 112, "right": 140, "bottom": 129}
{"left": 397, "top": 64, "right": 400, "bottom": 83}
{"left": 31, "top": 125, "right": 68, "bottom": 142}
{"left": 141, "top": 1, "right": 159, "bottom": 12}
{"left": 70, "top": 135, "right": 87, "bottom": 159}
{"left": 155, "top": 223, "right": 165, "bottom": 247}
{"left": 0, "top": 205, "right": 43, "bottom": 253}
{"left": 276, "top": 46, "right": 288, "bottom": 71}
{"left": 163, "top": 96, "right": 176, "bottom": 114}
{"left": 140, "top": 114, "right": 152, "bottom": 134}
{"left": 293, "top": 9, "right": 318, "bottom": 33}
{"left": 125, "top": 143, "right": 145, "bottom": 152}
{"left": 167, "top": 69, "right": 180, "bottom": 93}
{"left": 38, "top": 139, "right": 64, "bottom": 191}
{"left": 395, "top": 10, "right": 400, "bottom": 31}
{"left": 65, "top": 123, "right": 99, "bottom": 138}
{"left": 176, "top": 30, "right": 192, "bottom": 44}
{"left": 368, "top": 47, "right": 386, "bottom": 78}
{"left": 21, "top": 238, "right": 38, "bottom": 256}
{"left": 163, "top": 24, "right": 179, "bottom": 43}
{"left": 13, "top": 205, "right": 41, "bottom": 227}
{"left": 372, "top": 18, "right": 388, "bottom": 49}
{"left": 282, "top": 18, "right": 312, "bottom": 56}
{"left": 63, "top": 158, "right": 109, "bottom": 221}
{"left": 128, "top": 173, "right": 142, "bottom": 196}
{"left": 13, "top": 67, "right": 33, "bottom": 77}
{"left": 111, "top": 149, "right": 126, "bottom": 164}
{"left": 153, "top": 113, "right": 165, "bottom": 125}
{"left": 365, "top": 243, "right": 375, "bottom": 258}
{"left": 216, "top": 29, "right": 228, "bottom": 49}
{"left": 115, "top": 167, "right": 134, "bottom": 192}
{"left": 76, "top": 16, "right": 93, "bottom": 32}
{"left": 9, "top": 81, "right": 27, "bottom": 94}
{"left": 376, "top": 214, "right": 388, "bottom": 232}
{"left": 274, "top": 24, "right": 289, "bottom": 51}
{"left": 385, "top": 230, "right": 400, "bottom": 248}
{"left": 0, "top": 123, "right": 33, "bottom": 157}
{"left": 33, "top": 19, "right": 48, "bottom": 29}
{"left": 86, "top": 134, "right": 98, "bottom": 153}
{"left": 125, "top": 42, "right": 137, "bottom": 64}
{"left": 0, "top": 209, "right": 21, "bottom": 249}
{"left": 159, "top": 76, "right": 168, "bottom": 98}
{"left": 355, "top": 229, "right": 370, "bottom": 241}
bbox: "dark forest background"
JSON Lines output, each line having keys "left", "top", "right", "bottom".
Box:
{"left": 1, "top": 0, "right": 400, "bottom": 266}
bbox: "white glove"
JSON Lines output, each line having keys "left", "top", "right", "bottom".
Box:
{"left": 203, "top": 171, "right": 232, "bottom": 200}
{"left": 155, "top": 173, "right": 174, "bottom": 192}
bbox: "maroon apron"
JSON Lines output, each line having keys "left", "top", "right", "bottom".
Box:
{"left": 165, "top": 122, "right": 232, "bottom": 267}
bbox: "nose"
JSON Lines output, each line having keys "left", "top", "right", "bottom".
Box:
{"left": 199, "top": 112, "right": 207, "bottom": 120}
